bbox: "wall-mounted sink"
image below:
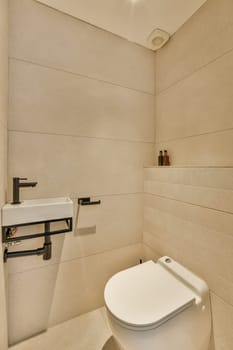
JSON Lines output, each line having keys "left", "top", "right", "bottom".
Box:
{"left": 2, "top": 197, "right": 73, "bottom": 226}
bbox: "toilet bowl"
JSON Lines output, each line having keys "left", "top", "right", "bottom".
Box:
{"left": 104, "top": 256, "right": 211, "bottom": 350}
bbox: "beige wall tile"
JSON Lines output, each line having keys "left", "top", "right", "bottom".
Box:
{"left": 0, "top": 123, "right": 7, "bottom": 206}
{"left": 6, "top": 228, "right": 65, "bottom": 274}
{"left": 155, "top": 0, "right": 233, "bottom": 168}
{"left": 155, "top": 0, "right": 233, "bottom": 93}
{"left": 156, "top": 49, "right": 233, "bottom": 143}
{"left": 144, "top": 180, "right": 233, "bottom": 213}
{"left": 211, "top": 293, "right": 233, "bottom": 350}
{"left": 141, "top": 243, "right": 160, "bottom": 262}
{"left": 49, "top": 243, "right": 142, "bottom": 326}
{"left": 61, "top": 194, "right": 143, "bottom": 261}
{"left": 9, "top": 59, "right": 155, "bottom": 142}
{"left": 156, "top": 129, "right": 233, "bottom": 167}
{"left": 9, "top": 0, "right": 155, "bottom": 94}
{"left": 8, "top": 131, "right": 154, "bottom": 199}
{"left": 144, "top": 167, "right": 233, "bottom": 350}
{"left": 152, "top": 0, "right": 233, "bottom": 348}
{"left": 11, "top": 308, "right": 112, "bottom": 350}
{"left": 0, "top": 0, "right": 8, "bottom": 127}
{"left": 208, "top": 333, "right": 216, "bottom": 350}
{"left": 144, "top": 193, "right": 233, "bottom": 238}
{"left": 0, "top": 0, "right": 8, "bottom": 349}
{"left": 103, "top": 336, "right": 122, "bottom": 350}
{"left": 8, "top": 263, "right": 60, "bottom": 345}
{"left": 144, "top": 205, "right": 233, "bottom": 297}
{"left": 143, "top": 231, "right": 180, "bottom": 262}
{"left": 144, "top": 167, "right": 233, "bottom": 191}
{"left": 8, "top": 0, "right": 155, "bottom": 343}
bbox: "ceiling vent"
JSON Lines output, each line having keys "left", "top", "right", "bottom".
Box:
{"left": 147, "top": 28, "right": 170, "bottom": 51}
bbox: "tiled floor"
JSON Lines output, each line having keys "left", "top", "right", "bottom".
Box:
{"left": 10, "top": 308, "right": 119, "bottom": 350}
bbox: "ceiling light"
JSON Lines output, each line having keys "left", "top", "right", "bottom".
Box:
{"left": 147, "top": 28, "right": 170, "bottom": 51}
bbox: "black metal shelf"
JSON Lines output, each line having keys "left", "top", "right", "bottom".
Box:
{"left": 2, "top": 217, "right": 72, "bottom": 243}
{"left": 2, "top": 217, "right": 73, "bottom": 262}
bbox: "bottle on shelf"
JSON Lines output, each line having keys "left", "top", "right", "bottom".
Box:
{"left": 158, "top": 150, "right": 163, "bottom": 166}
{"left": 163, "top": 150, "right": 170, "bottom": 166}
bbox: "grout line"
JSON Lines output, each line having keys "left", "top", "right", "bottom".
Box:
{"left": 5, "top": 193, "right": 143, "bottom": 204}
{"left": 144, "top": 192, "right": 233, "bottom": 217}
{"left": 0, "top": 119, "right": 7, "bottom": 130}
{"left": 8, "top": 129, "right": 155, "bottom": 145}
{"left": 144, "top": 209, "right": 233, "bottom": 242}
{"left": 8, "top": 242, "right": 142, "bottom": 276}
{"left": 5, "top": 192, "right": 143, "bottom": 203}
{"left": 61, "top": 241, "right": 142, "bottom": 265}
{"left": 142, "top": 241, "right": 161, "bottom": 259}
{"left": 9, "top": 56, "right": 155, "bottom": 97}
{"left": 155, "top": 127, "right": 233, "bottom": 144}
{"left": 210, "top": 290, "right": 233, "bottom": 311}
{"left": 155, "top": 29, "right": 233, "bottom": 96}
{"left": 71, "top": 192, "right": 143, "bottom": 200}
{"left": 144, "top": 178, "right": 233, "bottom": 193}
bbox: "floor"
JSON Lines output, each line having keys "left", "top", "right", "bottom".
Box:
{"left": 10, "top": 308, "right": 120, "bottom": 350}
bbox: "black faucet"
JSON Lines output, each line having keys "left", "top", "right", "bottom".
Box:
{"left": 12, "top": 177, "right": 38, "bottom": 204}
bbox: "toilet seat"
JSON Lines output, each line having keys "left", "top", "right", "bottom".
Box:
{"left": 104, "top": 260, "right": 197, "bottom": 330}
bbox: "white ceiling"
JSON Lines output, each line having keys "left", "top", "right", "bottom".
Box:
{"left": 37, "top": 0, "right": 207, "bottom": 49}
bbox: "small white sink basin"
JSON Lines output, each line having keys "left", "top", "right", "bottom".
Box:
{"left": 2, "top": 197, "right": 73, "bottom": 226}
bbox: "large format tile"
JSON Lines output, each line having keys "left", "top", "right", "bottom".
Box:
{"left": 143, "top": 166, "right": 233, "bottom": 311}
{"left": 9, "top": 59, "right": 154, "bottom": 142}
{"left": 6, "top": 193, "right": 142, "bottom": 270}
{"left": 143, "top": 232, "right": 179, "bottom": 263}
{"left": 11, "top": 308, "right": 112, "bottom": 350}
{"left": 8, "top": 264, "right": 59, "bottom": 345}
{"left": 49, "top": 243, "right": 142, "bottom": 326}
{"left": 144, "top": 167, "right": 233, "bottom": 191}
{"left": 144, "top": 192, "right": 233, "bottom": 305}
{"left": 211, "top": 293, "right": 233, "bottom": 350}
{"left": 61, "top": 193, "right": 143, "bottom": 261}
{"left": 0, "top": 3, "right": 8, "bottom": 345}
{"left": 156, "top": 49, "right": 233, "bottom": 142}
{"left": 155, "top": 0, "right": 233, "bottom": 93}
{"left": 0, "top": 0, "right": 8, "bottom": 127}
{"left": 144, "top": 193, "right": 233, "bottom": 242}
{"left": 155, "top": 129, "right": 233, "bottom": 167}
{"left": 0, "top": 122, "right": 7, "bottom": 205}
{"left": 8, "top": 131, "right": 154, "bottom": 199}
{"left": 9, "top": 0, "right": 154, "bottom": 93}
{"left": 144, "top": 204, "right": 233, "bottom": 281}
{"left": 144, "top": 180, "right": 233, "bottom": 213}
{"left": 141, "top": 243, "right": 160, "bottom": 262}
{"left": 6, "top": 228, "right": 65, "bottom": 274}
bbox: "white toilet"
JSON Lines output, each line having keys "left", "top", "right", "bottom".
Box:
{"left": 104, "top": 256, "right": 211, "bottom": 350}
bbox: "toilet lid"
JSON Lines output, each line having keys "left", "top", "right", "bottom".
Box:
{"left": 104, "top": 261, "right": 196, "bottom": 328}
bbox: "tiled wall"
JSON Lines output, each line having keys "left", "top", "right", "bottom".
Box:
{"left": 0, "top": 0, "right": 8, "bottom": 349}
{"left": 155, "top": 0, "right": 233, "bottom": 166}
{"left": 149, "top": 0, "right": 233, "bottom": 349}
{"left": 144, "top": 167, "right": 233, "bottom": 350}
{"left": 7, "top": 0, "right": 155, "bottom": 345}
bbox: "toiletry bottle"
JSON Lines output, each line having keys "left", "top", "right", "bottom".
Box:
{"left": 158, "top": 150, "right": 163, "bottom": 166}
{"left": 163, "top": 150, "right": 170, "bottom": 166}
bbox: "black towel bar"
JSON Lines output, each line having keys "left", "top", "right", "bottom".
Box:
{"left": 78, "top": 197, "right": 101, "bottom": 206}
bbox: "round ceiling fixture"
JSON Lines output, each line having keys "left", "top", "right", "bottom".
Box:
{"left": 147, "top": 28, "right": 170, "bottom": 51}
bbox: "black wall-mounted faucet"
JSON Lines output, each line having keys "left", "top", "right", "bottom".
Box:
{"left": 12, "top": 177, "right": 38, "bottom": 204}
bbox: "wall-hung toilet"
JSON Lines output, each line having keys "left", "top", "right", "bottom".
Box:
{"left": 104, "top": 256, "right": 211, "bottom": 350}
